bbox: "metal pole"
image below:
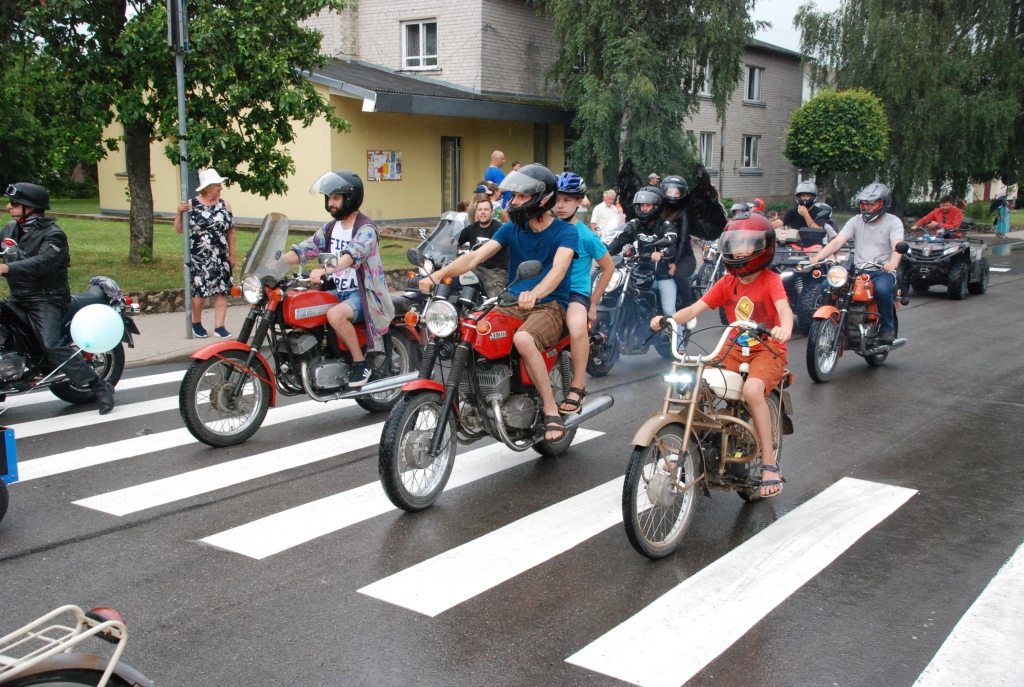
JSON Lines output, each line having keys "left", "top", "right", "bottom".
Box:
{"left": 171, "top": 1, "right": 192, "bottom": 338}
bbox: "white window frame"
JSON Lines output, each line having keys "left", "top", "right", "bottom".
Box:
{"left": 744, "top": 66, "right": 763, "bottom": 102}
{"left": 700, "top": 60, "right": 713, "bottom": 96}
{"left": 402, "top": 19, "right": 438, "bottom": 70}
{"left": 741, "top": 135, "right": 760, "bottom": 169}
{"left": 700, "top": 132, "right": 715, "bottom": 169}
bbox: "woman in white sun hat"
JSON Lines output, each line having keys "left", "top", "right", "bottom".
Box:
{"left": 174, "top": 168, "right": 236, "bottom": 338}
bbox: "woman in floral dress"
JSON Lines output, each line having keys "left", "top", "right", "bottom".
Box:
{"left": 174, "top": 169, "right": 236, "bottom": 338}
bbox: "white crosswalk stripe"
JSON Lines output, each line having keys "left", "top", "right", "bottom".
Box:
{"left": 73, "top": 420, "right": 385, "bottom": 516}
{"left": 200, "top": 429, "right": 604, "bottom": 560}
{"left": 989, "top": 266, "right": 1011, "bottom": 272}
{"left": 15, "top": 398, "right": 357, "bottom": 482}
{"left": 359, "top": 477, "right": 623, "bottom": 616}
{"left": 8, "top": 395, "right": 181, "bottom": 438}
{"left": 566, "top": 478, "right": 917, "bottom": 687}
{"left": 912, "top": 539, "right": 1024, "bottom": 686}
{"left": 0, "top": 371, "right": 184, "bottom": 410}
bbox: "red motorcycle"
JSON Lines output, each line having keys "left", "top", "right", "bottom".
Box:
{"left": 179, "top": 213, "right": 421, "bottom": 447}
{"left": 377, "top": 257, "right": 614, "bottom": 512}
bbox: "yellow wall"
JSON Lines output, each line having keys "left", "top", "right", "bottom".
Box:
{"left": 97, "top": 84, "right": 565, "bottom": 224}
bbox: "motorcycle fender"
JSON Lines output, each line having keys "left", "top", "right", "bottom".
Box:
{"left": 781, "top": 391, "right": 795, "bottom": 435}
{"left": 392, "top": 323, "right": 424, "bottom": 345}
{"left": 191, "top": 341, "right": 277, "bottom": 406}
{"left": 10, "top": 651, "right": 155, "bottom": 687}
{"left": 401, "top": 379, "right": 446, "bottom": 394}
{"left": 812, "top": 305, "right": 840, "bottom": 320}
{"left": 631, "top": 412, "right": 690, "bottom": 448}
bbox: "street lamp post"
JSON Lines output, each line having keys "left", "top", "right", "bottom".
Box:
{"left": 167, "top": 0, "right": 192, "bottom": 338}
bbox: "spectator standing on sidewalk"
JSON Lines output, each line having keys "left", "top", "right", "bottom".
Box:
{"left": 994, "top": 196, "right": 1011, "bottom": 236}
{"left": 485, "top": 150, "right": 510, "bottom": 207}
{"left": 175, "top": 168, "right": 236, "bottom": 338}
{"left": 591, "top": 189, "right": 622, "bottom": 237}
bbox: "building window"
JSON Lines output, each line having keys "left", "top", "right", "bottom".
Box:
{"left": 700, "top": 132, "right": 715, "bottom": 169}
{"left": 741, "top": 135, "right": 760, "bottom": 169}
{"left": 700, "top": 60, "right": 712, "bottom": 96}
{"left": 403, "top": 20, "right": 437, "bottom": 70}
{"left": 744, "top": 66, "right": 763, "bottom": 102}
{"left": 689, "top": 60, "right": 712, "bottom": 96}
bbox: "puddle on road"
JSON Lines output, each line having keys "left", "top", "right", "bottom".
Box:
{"left": 988, "top": 241, "right": 1024, "bottom": 266}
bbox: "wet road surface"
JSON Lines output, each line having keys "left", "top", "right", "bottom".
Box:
{"left": 1, "top": 264, "right": 1023, "bottom": 686}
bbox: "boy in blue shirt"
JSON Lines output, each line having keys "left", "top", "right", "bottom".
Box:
{"left": 553, "top": 173, "right": 615, "bottom": 415}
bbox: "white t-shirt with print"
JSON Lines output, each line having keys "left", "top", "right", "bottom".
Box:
{"left": 328, "top": 220, "right": 359, "bottom": 292}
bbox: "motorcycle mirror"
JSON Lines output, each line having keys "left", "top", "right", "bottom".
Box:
{"left": 515, "top": 260, "right": 543, "bottom": 281}
{"left": 2, "top": 238, "right": 16, "bottom": 254}
{"left": 407, "top": 248, "right": 425, "bottom": 267}
{"left": 895, "top": 241, "right": 910, "bottom": 255}
{"left": 322, "top": 255, "right": 338, "bottom": 269}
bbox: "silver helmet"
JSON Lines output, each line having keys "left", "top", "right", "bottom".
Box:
{"left": 795, "top": 181, "right": 817, "bottom": 207}
{"left": 855, "top": 182, "right": 892, "bottom": 222}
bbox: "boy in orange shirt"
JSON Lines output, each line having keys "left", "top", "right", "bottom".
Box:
{"left": 651, "top": 212, "right": 793, "bottom": 498}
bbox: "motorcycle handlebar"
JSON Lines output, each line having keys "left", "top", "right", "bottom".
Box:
{"left": 665, "top": 319, "right": 760, "bottom": 364}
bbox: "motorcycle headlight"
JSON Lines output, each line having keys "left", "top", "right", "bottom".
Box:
{"left": 604, "top": 269, "right": 625, "bottom": 292}
{"left": 424, "top": 299, "right": 459, "bottom": 337}
{"left": 241, "top": 275, "right": 263, "bottom": 304}
{"left": 664, "top": 371, "right": 696, "bottom": 394}
{"left": 826, "top": 266, "right": 848, "bottom": 288}
{"left": 943, "top": 245, "right": 960, "bottom": 256}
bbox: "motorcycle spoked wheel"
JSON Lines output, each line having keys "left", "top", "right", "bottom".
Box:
{"left": 378, "top": 390, "right": 457, "bottom": 512}
{"left": 865, "top": 315, "right": 897, "bottom": 367}
{"left": 806, "top": 316, "right": 841, "bottom": 383}
{"left": 1, "top": 669, "right": 134, "bottom": 686}
{"left": 354, "top": 335, "right": 422, "bottom": 413}
{"left": 179, "top": 349, "right": 272, "bottom": 447}
{"left": 733, "top": 392, "right": 784, "bottom": 502}
{"left": 622, "top": 425, "right": 700, "bottom": 559}
{"left": 586, "top": 320, "right": 619, "bottom": 377}
{"left": 48, "top": 344, "right": 126, "bottom": 405}
{"left": 535, "top": 351, "right": 579, "bottom": 457}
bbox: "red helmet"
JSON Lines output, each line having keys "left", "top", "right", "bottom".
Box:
{"left": 720, "top": 213, "right": 776, "bottom": 277}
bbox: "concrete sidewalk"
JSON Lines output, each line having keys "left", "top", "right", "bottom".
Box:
{"left": 125, "top": 306, "right": 252, "bottom": 368}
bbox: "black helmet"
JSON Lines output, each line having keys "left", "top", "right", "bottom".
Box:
{"left": 632, "top": 186, "right": 664, "bottom": 222}
{"left": 310, "top": 170, "right": 364, "bottom": 219}
{"left": 500, "top": 164, "right": 558, "bottom": 225}
{"left": 810, "top": 202, "right": 833, "bottom": 225}
{"left": 660, "top": 175, "right": 689, "bottom": 210}
{"left": 795, "top": 181, "right": 817, "bottom": 208}
{"left": 5, "top": 183, "right": 50, "bottom": 212}
{"left": 855, "top": 182, "right": 892, "bottom": 222}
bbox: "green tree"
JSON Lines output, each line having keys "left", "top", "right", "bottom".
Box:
{"left": 796, "top": 0, "right": 1021, "bottom": 205}
{"left": 784, "top": 88, "right": 888, "bottom": 202}
{"left": 21, "top": 0, "right": 350, "bottom": 263}
{"left": 538, "top": 0, "right": 758, "bottom": 183}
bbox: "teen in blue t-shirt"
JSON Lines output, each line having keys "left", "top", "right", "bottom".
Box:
{"left": 551, "top": 174, "right": 615, "bottom": 415}
{"left": 491, "top": 217, "right": 578, "bottom": 307}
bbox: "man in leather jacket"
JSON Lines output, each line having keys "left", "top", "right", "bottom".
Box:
{"left": 1, "top": 183, "right": 115, "bottom": 414}
{"left": 607, "top": 186, "right": 679, "bottom": 316}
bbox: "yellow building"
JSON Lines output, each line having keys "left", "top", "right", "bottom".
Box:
{"left": 97, "top": 59, "right": 568, "bottom": 225}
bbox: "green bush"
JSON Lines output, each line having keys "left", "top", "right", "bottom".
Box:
{"left": 964, "top": 202, "right": 993, "bottom": 222}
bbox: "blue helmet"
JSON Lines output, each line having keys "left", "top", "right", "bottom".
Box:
{"left": 555, "top": 171, "right": 588, "bottom": 198}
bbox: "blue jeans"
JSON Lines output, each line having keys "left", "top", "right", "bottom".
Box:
{"left": 863, "top": 270, "right": 895, "bottom": 331}
{"left": 332, "top": 289, "right": 364, "bottom": 323}
{"left": 655, "top": 278, "right": 677, "bottom": 317}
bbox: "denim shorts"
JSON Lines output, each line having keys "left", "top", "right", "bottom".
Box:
{"left": 332, "top": 289, "right": 364, "bottom": 323}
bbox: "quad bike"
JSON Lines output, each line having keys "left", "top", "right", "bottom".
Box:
{"left": 621, "top": 319, "right": 794, "bottom": 559}
{"left": 903, "top": 222, "right": 989, "bottom": 300}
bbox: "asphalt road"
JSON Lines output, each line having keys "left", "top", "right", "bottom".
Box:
{"left": 1, "top": 258, "right": 1023, "bottom": 687}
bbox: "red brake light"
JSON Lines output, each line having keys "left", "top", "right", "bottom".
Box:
{"left": 124, "top": 297, "right": 134, "bottom": 305}
{"left": 86, "top": 607, "right": 126, "bottom": 625}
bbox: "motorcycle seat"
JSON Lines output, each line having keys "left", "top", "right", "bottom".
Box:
{"left": 64, "top": 285, "right": 108, "bottom": 325}
{"left": 702, "top": 367, "right": 745, "bottom": 401}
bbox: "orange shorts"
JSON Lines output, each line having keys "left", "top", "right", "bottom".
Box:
{"left": 718, "top": 342, "right": 787, "bottom": 396}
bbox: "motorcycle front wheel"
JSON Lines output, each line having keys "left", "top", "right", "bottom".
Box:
{"left": 622, "top": 425, "right": 700, "bottom": 559}
{"left": 378, "top": 390, "right": 457, "bottom": 512}
{"left": 355, "top": 334, "right": 421, "bottom": 413}
{"left": 49, "top": 343, "right": 126, "bottom": 405}
{"left": 179, "top": 350, "right": 271, "bottom": 447}
{"left": 806, "top": 317, "right": 841, "bottom": 383}
{"left": 2, "top": 668, "right": 134, "bottom": 686}
{"left": 586, "top": 321, "right": 619, "bottom": 377}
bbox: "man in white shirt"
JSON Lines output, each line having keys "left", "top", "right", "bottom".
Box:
{"left": 591, "top": 189, "right": 622, "bottom": 235}
{"left": 812, "top": 182, "right": 904, "bottom": 344}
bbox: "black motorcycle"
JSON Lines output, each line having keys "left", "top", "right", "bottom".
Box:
{"left": 587, "top": 237, "right": 680, "bottom": 376}
{"left": 903, "top": 221, "right": 989, "bottom": 299}
{"left": 0, "top": 240, "right": 139, "bottom": 405}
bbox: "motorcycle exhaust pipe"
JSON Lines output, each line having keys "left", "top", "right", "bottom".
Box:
{"left": 563, "top": 393, "right": 614, "bottom": 431}
{"left": 337, "top": 371, "right": 419, "bottom": 399}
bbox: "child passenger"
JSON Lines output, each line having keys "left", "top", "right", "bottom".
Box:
{"left": 651, "top": 211, "right": 793, "bottom": 497}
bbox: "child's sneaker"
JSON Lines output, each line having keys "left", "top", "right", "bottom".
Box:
{"left": 192, "top": 322, "right": 208, "bottom": 338}
{"left": 214, "top": 326, "right": 231, "bottom": 338}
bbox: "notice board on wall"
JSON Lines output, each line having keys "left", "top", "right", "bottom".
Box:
{"left": 367, "top": 151, "right": 402, "bottom": 181}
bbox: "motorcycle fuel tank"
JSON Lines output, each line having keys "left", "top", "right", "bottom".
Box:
{"left": 472, "top": 310, "right": 522, "bottom": 359}
{"left": 283, "top": 289, "right": 340, "bottom": 328}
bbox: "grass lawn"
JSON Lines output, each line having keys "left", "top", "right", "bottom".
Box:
{"left": 49, "top": 198, "right": 102, "bottom": 215}
{"left": 0, "top": 218, "right": 414, "bottom": 298}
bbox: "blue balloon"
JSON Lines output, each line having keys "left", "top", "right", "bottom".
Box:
{"left": 71, "top": 304, "right": 124, "bottom": 354}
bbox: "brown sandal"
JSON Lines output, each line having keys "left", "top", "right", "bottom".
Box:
{"left": 540, "top": 414, "right": 566, "bottom": 442}
{"left": 558, "top": 386, "right": 586, "bottom": 415}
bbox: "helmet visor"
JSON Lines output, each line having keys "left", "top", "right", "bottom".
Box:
{"left": 309, "top": 172, "right": 354, "bottom": 197}
{"left": 498, "top": 170, "right": 546, "bottom": 195}
{"left": 632, "top": 190, "right": 662, "bottom": 206}
{"left": 720, "top": 229, "right": 767, "bottom": 256}
{"left": 663, "top": 184, "right": 683, "bottom": 200}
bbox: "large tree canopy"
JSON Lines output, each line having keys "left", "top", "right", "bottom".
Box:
{"left": 12, "top": 0, "right": 350, "bottom": 263}
{"left": 796, "top": 0, "right": 1022, "bottom": 205}
{"left": 538, "top": 0, "right": 758, "bottom": 184}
